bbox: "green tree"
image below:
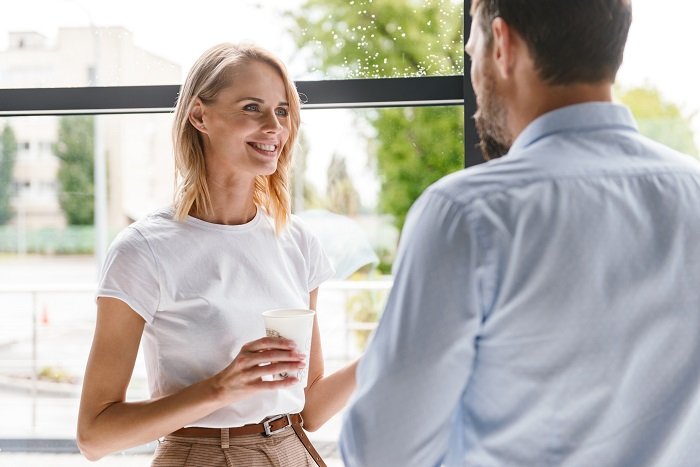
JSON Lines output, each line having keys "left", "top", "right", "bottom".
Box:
{"left": 0, "top": 124, "right": 18, "bottom": 224}
{"left": 374, "top": 106, "right": 463, "bottom": 228}
{"left": 54, "top": 116, "right": 94, "bottom": 225}
{"left": 326, "top": 153, "right": 361, "bottom": 215}
{"left": 290, "top": 0, "right": 464, "bottom": 230}
{"left": 617, "top": 86, "right": 698, "bottom": 158}
{"left": 291, "top": 130, "right": 324, "bottom": 212}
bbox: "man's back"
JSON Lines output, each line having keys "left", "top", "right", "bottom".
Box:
{"left": 340, "top": 103, "right": 700, "bottom": 466}
{"left": 449, "top": 102, "right": 700, "bottom": 465}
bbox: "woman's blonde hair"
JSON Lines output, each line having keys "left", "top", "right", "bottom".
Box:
{"left": 172, "top": 43, "right": 301, "bottom": 233}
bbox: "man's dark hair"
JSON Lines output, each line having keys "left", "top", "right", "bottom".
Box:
{"left": 472, "top": 0, "right": 632, "bottom": 84}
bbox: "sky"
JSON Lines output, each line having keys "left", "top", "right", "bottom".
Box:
{"left": 616, "top": 0, "right": 700, "bottom": 123}
{"left": 1, "top": 0, "right": 699, "bottom": 208}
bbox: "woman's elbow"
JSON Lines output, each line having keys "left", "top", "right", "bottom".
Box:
{"left": 76, "top": 425, "right": 106, "bottom": 461}
{"left": 304, "top": 423, "right": 321, "bottom": 432}
{"left": 301, "top": 414, "right": 323, "bottom": 432}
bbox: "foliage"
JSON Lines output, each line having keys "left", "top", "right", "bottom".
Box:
{"left": 0, "top": 225, "right": 95, "bottom": 254}
{"left": 617, "top": 86, "right": 698, "bottom": 158}
{"left": 54, "top": 116, "right": 95, "bottom": 225}
{"left": 291, "top": 0, "right": 463, "bottom": 79}
{"left": 0, "top": 124, "right": 18, "bottom": 224}
{"left": 373, "top": 106, "right": 464, "bottom": 228}
{"left": 326, "top": 153, "right": 361, "bottom": 215}
{"left": 291, "top": 130, "right": 325, "bottom": 212}
{"left": 347, "top": 288, "right": 389, "bottom": 351}
{"left": 38, "top": 365, "right": 77, "bottom": 384}
{"left": 290, "top": 0, "right": 465, "bottom": 230}
{"left": 374, "top": 246, "right": 395, "bottom": 275}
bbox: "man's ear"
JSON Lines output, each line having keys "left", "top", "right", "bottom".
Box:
{"left": 491, "top": 17, "right": 515, "bottom": 80}
{"left": 189, "top": 98, "right": 207, "bottom": 134}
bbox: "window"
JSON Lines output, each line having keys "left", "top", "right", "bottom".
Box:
{"left": 0, "top": 1, "right": 471, "bottom": 463}
{"left": 615, "top": 0, "right": 699, "bottom": 160}
{"left": 0, "top": 0, "right": 464, "bottom": 88}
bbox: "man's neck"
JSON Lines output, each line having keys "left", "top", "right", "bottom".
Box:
{"left": 509, "top": 81, "right": 613, "bottom": 141}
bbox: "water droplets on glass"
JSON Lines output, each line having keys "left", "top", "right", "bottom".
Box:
{"left": 295, "top": 0, "right": 464, "bottom": 79}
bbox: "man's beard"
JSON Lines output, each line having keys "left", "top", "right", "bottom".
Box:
{"left": 473, "top": 67, "right": 512, "bottom": 160}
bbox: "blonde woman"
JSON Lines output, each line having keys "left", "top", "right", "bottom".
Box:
{"left": 77, "top": 43, "right": 358, "bottom": 467}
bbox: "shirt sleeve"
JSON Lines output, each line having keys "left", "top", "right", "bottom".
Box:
{"left": 302, "top": 222, "right": 335, "bottom": 292}
{"left": 96, "top": 226, "right": 160, "bottom": 323}
{"left": 339, "top": 190, "right": 483, "bottom": 467}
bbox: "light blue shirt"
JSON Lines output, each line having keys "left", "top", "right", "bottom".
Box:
{"left": 339, "top": 103, "right": 700, "bottom": 467}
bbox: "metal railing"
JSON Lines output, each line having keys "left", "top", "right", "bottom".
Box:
{"left": 0, "top": 279, "right": 392, "bottom": 436}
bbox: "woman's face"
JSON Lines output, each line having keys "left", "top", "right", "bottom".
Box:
{"left": 198, "top": 60, "right": 291, "bottom": 180}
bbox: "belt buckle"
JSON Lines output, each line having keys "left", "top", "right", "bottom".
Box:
{"left": 263, "top": 414, "right": 292, "bottom": 437}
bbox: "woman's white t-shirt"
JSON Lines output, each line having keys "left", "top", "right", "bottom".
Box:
{"left": 96, "top": 207, "right": 334, "bottom": 428}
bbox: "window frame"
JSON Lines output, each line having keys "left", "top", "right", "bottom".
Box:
{"left": 0, "top": 1, "right": 480, "bottom": 166}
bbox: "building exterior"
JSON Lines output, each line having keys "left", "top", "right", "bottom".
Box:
{"left": 0, "top": 27, "right": 180, "bottom": 230}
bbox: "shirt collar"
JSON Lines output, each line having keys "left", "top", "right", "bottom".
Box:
{"left": 509, "top": 102, "right": 639, "bottom": 154}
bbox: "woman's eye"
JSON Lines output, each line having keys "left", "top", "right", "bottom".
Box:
{"left": 275, "top": 107, "right": 289, "bottom": 117}
{"left": 243, "top": 103, "right": 259, "bottom": 112}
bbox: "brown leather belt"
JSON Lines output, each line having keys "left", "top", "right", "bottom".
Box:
{"left": 171, "top": 413, "right": 326, "bottom": 467}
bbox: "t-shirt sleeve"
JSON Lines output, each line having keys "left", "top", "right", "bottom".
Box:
{"left": 96, "top": 226, "right": 160, "bottom": 323}
{"left": 304, "top": 227, "right": 335, "bottom": 292}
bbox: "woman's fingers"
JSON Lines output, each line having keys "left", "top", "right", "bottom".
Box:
{"left": 214, "top": 337, "right": 306, "bottom": 398}
{"left": 237, "top": 349, "right": 306, "bottom": 383}
{"left": 248, "top": 360, "right": 306, "bottom": 380}
{"left": 241, "top": 349, "right": 306, "bottom": 368}
{"left": 249, "top": 377, "right": 300, "bottom": 390}
{"left": 241, "top": 337, "right": 297, "bottom": 353}
{"left": 238, "top": 337, "right": 305, "bottom": 373}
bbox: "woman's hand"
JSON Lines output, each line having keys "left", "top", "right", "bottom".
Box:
{"left": 78, "top": 301, "right": 308, "bottom": 461}
{"left": 211, "top": 336, "right": 307, "bottom": 404}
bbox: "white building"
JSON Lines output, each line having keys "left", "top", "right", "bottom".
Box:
{"left": 0, "top": 27, "right": 180, "bottom": 230}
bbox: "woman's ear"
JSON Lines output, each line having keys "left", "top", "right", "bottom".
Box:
{"left": 188, "top": 98, "right": 207, "bottom": 134}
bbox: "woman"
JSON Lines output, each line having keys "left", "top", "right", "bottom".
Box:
{"left": 77, "top": 43, "right": 358, "bottom": 467}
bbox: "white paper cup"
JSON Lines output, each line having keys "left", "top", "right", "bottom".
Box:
{"left": 262, "top": 308, "right": 315, "bottom": 387}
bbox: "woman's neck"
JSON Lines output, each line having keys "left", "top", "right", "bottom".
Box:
{"left": 191, "top": 176, "right": 258, "bottom": 225}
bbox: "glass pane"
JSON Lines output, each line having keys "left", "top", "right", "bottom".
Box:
{"left": 290, "top": 0, "right": 464, "bottom": 79}
{"left": 298, "top": 106, "right": 463, "bottom": 361}
{"left": 0, "top": 0, "right": 463, "bottom": 89}
{"left": 617, "top": 0, "right": 699, "bottom": 159}
{"left": 0, "top": 105, "right": 462, "bottom": 461}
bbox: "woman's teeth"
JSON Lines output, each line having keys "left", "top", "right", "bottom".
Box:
{"left": 252, "top": 143, "right": 276, "bottom": 152}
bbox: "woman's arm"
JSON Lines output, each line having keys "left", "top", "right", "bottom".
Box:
{"left": 77, "top": 297, "right": 305, "bottom": 461}
{"left": 301, "top": 288, "right": 359, "bottom": 431}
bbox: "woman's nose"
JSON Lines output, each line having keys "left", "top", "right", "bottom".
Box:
{"left": 262, "top": 110, "right": 283, "bottom": 133}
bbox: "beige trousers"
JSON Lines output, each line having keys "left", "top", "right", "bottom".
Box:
{"left": 151, "top": 428, "right": 317, "bottom": 467}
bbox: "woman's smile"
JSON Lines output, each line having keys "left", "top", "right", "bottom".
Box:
{"left": 248, "top": 141, "right": 279, "bottom": 156}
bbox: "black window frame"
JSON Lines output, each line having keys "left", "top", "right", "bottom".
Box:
{"left": 0, "top": 1, "right": 480, "bottom": 166}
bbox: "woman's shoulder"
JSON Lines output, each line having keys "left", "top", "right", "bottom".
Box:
{"left": 286, "top": 212, "right": 317, "bottom": 242}
{"left": 111, "top": 207, "right": 178, "bottom": 250}
{"left": 256, "top": 207, "right": 309, "bottom": 237}
{"left": 128, "top": 207, "right": 181, "bottom": 234}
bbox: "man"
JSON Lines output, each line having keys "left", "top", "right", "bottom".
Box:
{"left": 339, "top": 1, "right": 700, "bottom": 466}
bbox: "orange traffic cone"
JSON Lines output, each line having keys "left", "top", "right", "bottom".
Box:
{"left": 41, "top": 305, "right": 50, "bottom": 326}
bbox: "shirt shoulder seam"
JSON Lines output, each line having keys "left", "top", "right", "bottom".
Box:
{"left": 127, "top": 224, "right": 163, "bottom": 314}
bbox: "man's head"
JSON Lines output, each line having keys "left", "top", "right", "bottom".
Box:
{"left": 466, "top": 0, "right": 633, "bottom": 159}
